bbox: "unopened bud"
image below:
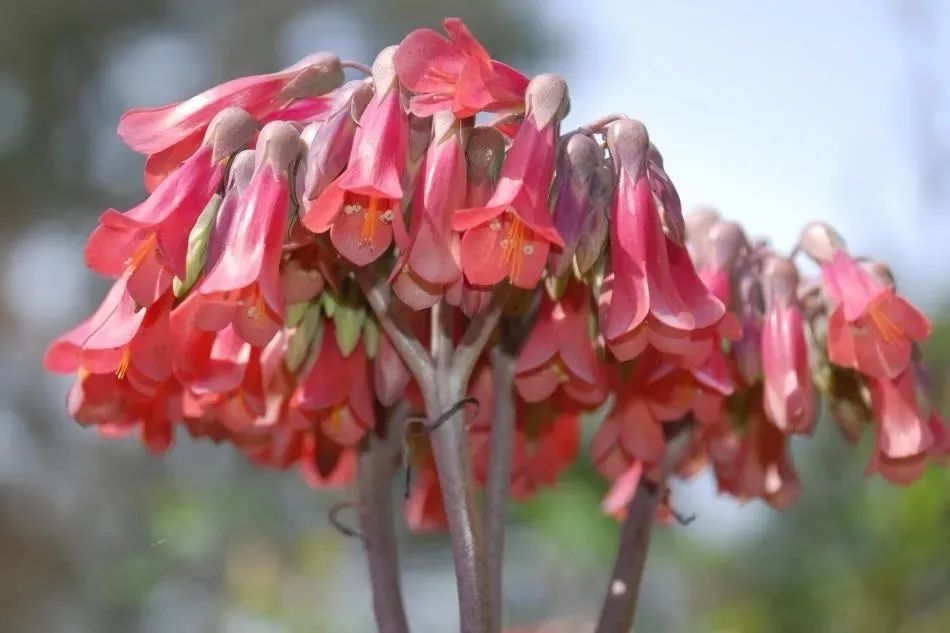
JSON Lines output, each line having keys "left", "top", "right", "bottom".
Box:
{"left": 685, "top": 206, "right": 721, "bottom": 252}
{"left": 285, "top": 302, "right": 324, "bottom": 373}
{"left": 549, "top": 134, "right": 602, "bottom": 276}
{"left": 525, "top": 73, "right": 569, "bottom": 129}
{"left": 605, "top": 118, "right": 650, "bottom": 177}
{"left": 332, "top": 281, "right": 367, "bottom": 357}
{"left": 648, "top": 147, "right": 685, "bottom": 246}
{"left": 372, "top": 46, "right": 399, "bottom": 96}
{"left": 860, "top": 258, "right": 896, "bottom": 288}
{"left": 228, "top": 149, "right": 257, "bottom": 192}
{"left": 256, "top": 121, "right": 303, "bottom": 173}
{"left": 301, "top": 82, "right": 370, "bottom": 200}
{"left": 799, "top": 221, "right": 845, "bottom": 263}
{"left": 575, "top": 165, "right": 613, "bottom": 274}
{"left": 465, "top": 126, "right": 506, "bottom": 205}
{"left": 173, "top": 194, "right": 223, "bottom": 297}
{"left": 279, "top": 52, "right": 344, "bottom": 101}
{"left": 763, "top": 256, "right": 800, "bottom": 306}
{"left": 708, "top": 221, "right": 747, "bottom": 271}
{"left": 204, "top": 107, "right": 258, "bottom": 164}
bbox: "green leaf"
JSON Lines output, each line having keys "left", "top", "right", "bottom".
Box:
{"left": 333, "top": 280, "right": 366, "bottom": 357}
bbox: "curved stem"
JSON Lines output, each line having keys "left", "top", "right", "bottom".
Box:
{"left": 357, "top": 404, "right": 411, "bottom": 633}
{"left": 483, "top": 345, "right": 516, "bottom": 631}
{"left": 452, "top": 286, "right": 508, "bottom": 385}
{"left": 342, "top": 60, "right": 373, "bottom": 75}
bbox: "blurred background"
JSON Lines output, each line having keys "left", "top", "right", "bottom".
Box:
{"left": 1, "top": 0, "right": 949, "bottom": 631}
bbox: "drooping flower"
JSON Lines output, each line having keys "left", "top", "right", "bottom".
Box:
{"left": 515, "top": 282, "right": 606, "bottom": 406}
{"left": 118, "top": 53, "right": 342, "bottom": 189}
{"left": 547, "top": 133, "right": 602, "bottom": 277}
{"left": 760, "top": 257, "right": 814, "bottom": 434}
{"left": 290, "top": 322, "right": 375, "bottom": 447}
{"left": 394, "top": 17, "right": 529, "bottom": 118}
{"left": 393, "top": 111, "right": 466, "bottom": 309}
{"left": 823, "top": 250, "right": 931, "bottom": 380}
{"left": 453, "top": 74, "right": 568, "bottom": 288}
{"left": 602, "top": 119, "right": 725, "bottom": 361}
{"left": 196, "top": 121, "right": 302, "bottom": 347}
{"left": 86, "top": 108, "right": 257, "bottom": 306}
{"left": 867, "top": 368, "right": 934, "bottom": 475}
{"left": 301, "top": 47, "right": 410, "bottom": 266}
{"left": 732, "top": 404, "right": 800, "bottom": 509}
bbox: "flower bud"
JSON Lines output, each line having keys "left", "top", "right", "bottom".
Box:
{"left": 278, "top": 52, "right": 344, "bottom": 101}
{"left": 285, "top": 302, "right": 324, "bottom": 373}
{"left": 574, "top": 165, "right": 613, "bottom": 274}
{"left": 605, "top": 118, "right": 649, "bottom": 177}
{"left": 648, "top": 144, "right": 685, "bottom": 246}
{"left": 798, "top": 221, "right": 845, "bottom": 263}
{"left": 332, "top": 281, "right": 368, "bottom": 358}
{"left": 464, "top": 126, "right": 506, "bottom": 205}
{"left": 255, "top": 121, "right": 303, "bottom": 174}
{"left": 204, "top": 107, "right": 258, "bottom": 164}
{"left": 173, "top": 194, "right": 223, "bottom": 298}
{"left": 762, "top": 256, "right": 800, "bottom": 307}
{"left": 372, "top": 45, "right": 399, "bottom": 96}
{"left": 525, "top": 73, "right": 569, "bottom": 128}
{"left": 707, "top": 220, "right": 747, "bottom": 272}
{"left": 549, "top": 133, "right": 602, "bottom": 276}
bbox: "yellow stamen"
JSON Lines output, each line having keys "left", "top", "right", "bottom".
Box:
{"left": 360, "top": 196, "right": 380, "bottom": 246}
{"left": 500, "top": 216, "right": 526, "bottom": 281}
{"left": 327, "top": 405, "right": 345, "bottom": 434}
{"left": 868, "top": 306, "right": 903, "bottom": 344}
{"left": 116, "top": 348, "right": 131, "bottom": 380}
{"left": 247, "top": 289, "right": 267, "bottom": 321}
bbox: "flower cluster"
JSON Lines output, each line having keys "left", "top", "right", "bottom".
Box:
{"left": 46, "top": 18, "right": 946, "bottom": 531}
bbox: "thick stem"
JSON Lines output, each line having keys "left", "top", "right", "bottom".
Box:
{"left": 452, "top": 286, "right": 508, "bottom": 383}
{"left": 593, "top": 480, "right": 663, "bottom": 633}
{"left": 483, "top": 345, "right": 517, "bottom": 631}
{"left": 357, "top": 404, "right": 411, "bottom": 633}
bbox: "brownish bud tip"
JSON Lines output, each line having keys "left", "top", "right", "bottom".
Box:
{"left": 280, "top": 53, "right": 344, "bottom": 100}
{"left": 466, "top": 126, "right": 506, "bottom": 181}
{"left": 799, "top": 221, "right": 846, "bottom": 263}
{"left": 708, "top": 221, "right": 748, "bottom": 270}
{"left": 763, "top": 256, "right": 800, "bottom": 305}
{"left": 431, "top": 110, "right": 458, "bottom": 144}
{"left": 256, "top": 121, "right": 303, "bottom": 173}
{"left": 228, "top": 149, "right": 257, "bottom": 192}
{"left": 351, "top": 81, "right": 374, "bottom": 120}
{"left": 204, "top": 107, "right": 258, "bottom": 163}
{"left": 408, "top": 114, "right": 433, "bottom": 163}
{"left": 685, "top": 206, "right": 721, "bottom": 248}
{"left": 605, "top": 118, "right": 650, "bottom": 175}
{"left": 372, "top": 46, "right": 399, "bottom": 96}
{"left": 859, "top": 259, "right": 896, "bottom": 288}
{"left": 526, "top": 73, "right": 570, "bottom": 129}
{"left": 562, "top": 134, "right": 602, "bottom": 184}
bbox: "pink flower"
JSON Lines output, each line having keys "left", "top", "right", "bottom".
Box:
{"left": 602, "top": 119, "right": 724, "bottom": 361}
{"left": 823, "top": 250, "right": 931, "bottom": 379}
{"left": 301, "top": 48, "right": 409, "bottom": 266}
{"left": 733, "top": 407, "right": 800, "bottom": 509}
{"left": 196, "top": 122, "right": 302, "bottom": 347}
{"left": 760, "top": 257, "right": 814, "bottom": 434}
{"left": 394, "top": 18, "right": 529, "bottom": 118}
{"left": 118, "top": 53, "right": 342, "bottom": 190}
{"left": 453, "top": 74, "right": 568, "bottom": 288}
{"left": 547, "top": 134, "right": 602, "bottom": 277}
{"left": 868, "top": 369, "right": 933, "bottom": 463}
{"left": 86, "top": 108, "right": 257, "bottom": 306}
{"left": 515, "top": 283, "right": 606, "bottom": 406}
{"left": 393, "top": 112, "right": 466, "bottom": 309}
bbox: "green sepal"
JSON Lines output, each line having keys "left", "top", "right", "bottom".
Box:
{"left": 173, "top": 194, "right": 223, "bottom": 297}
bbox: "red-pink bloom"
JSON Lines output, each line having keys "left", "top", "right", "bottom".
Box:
{"left": 118, "top": 53, "right": 342, "bottom": 189}
{"left": 515, "top": 283, "right": 606, "bottom": 406}
{"left": 394, "top": 18, "right": 529, "bottom": 118}
{"left": 453, "top": 74, "right": 568, "bottom": 288}
{"left": 290, "top": 323, "right": 375, "bottom": 447}
{"left": 867, "top": 369, "right": 934, "bottom": 467}
{"left": 602, "top": 120, "right": 724, "bottom": 361}
{"left": 86, "top": 108, "right": 257, "bottom": 306}
{"left": 508, "top": 408, "right": 579, "bottom": 500}
{"left": 732, "top": 407, "right": 800, "bottom": 509}
{"left": 760, "top": 257, "right": 814, "bottom": 434}
{"left": 197, "top": 122, "right": 301, "bottom": 347}
{"left": 823, "top": 250, "right": 930, "bottom": 379}
{"left": 393, "top": 112, "right": 466, "bottom": 309}
{"left": 301, "top": 48, "right": 409, "bottom": 266}
{"left": 45, "top": 275, "right": 174, "bottom": 393}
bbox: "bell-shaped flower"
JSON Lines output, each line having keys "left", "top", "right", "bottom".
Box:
{"left": 394, "top": 18, "right": 529, "bottom": 118}
{"left": 733, "top": 406, "right": 800, "bottom": 509}
{"left": 602, "top": 119, "right": 725, "bottom": 361}
{"left": 86, "top": 108, "right": 257, "bottom": 306}
{"left": 393, "top": 112, "right": 466, "bottom": 309}
{"left": 118, "top": 53, "right": 342, "bottom": 189}
{"left": 290, "top": 322, "right": 375, "bottom": 447}
{"left": 515, "top": 282, "right": 606, "bottom": 406}
{"left": 453, "top": 74, "right": 568, "bottom": 288}
{"left": 867, "top": 368, "right": 934, "bottom": 473}
{"left": 301, "top": 47, "right": 409, "bottom": 266}
{"left": 197, "top": 122, "right": 302, "bottom": 347}
{"left": 760, "top": 257, "right": 814, "bottom": 434}
{"left": 822, "top": 248, "right": 931, "bottom": 380}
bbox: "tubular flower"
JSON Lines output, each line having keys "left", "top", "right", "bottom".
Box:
{"left": 393, "top": 112, "right": 466, "bottom": 309}
{"left": 394, "top": 17, "right": 529, "bottom": 118}
{"left": 290, "top": 322, "right": 375, "bottom": 448}
{"left": 732, "top": 403, "right": 801, "bottom": 509}
{"left": 453, "top": 74, "right": 568, "bottom": 288}
{"left": 197, "top": 122, "right": 302, "bottom": 347}
{"left": 602, "top": 119, "right": 725, "bottom": 361}
{"left": 86, "top": 108, "right": 257, "bottom": 306}
{"left": 515, "top": 282, "right": 606, "bottom": 406}
{"left": 760, "top": 257, "right": 814, "bottom": 434}
{"left": 119, "top": 53, "right": 342, "bottom": 190}
{"left": 865, "top": 368, "right": 934, "bottom": 484}
{"left": 301, "top": 47, "right": 409, "bottom": 266}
